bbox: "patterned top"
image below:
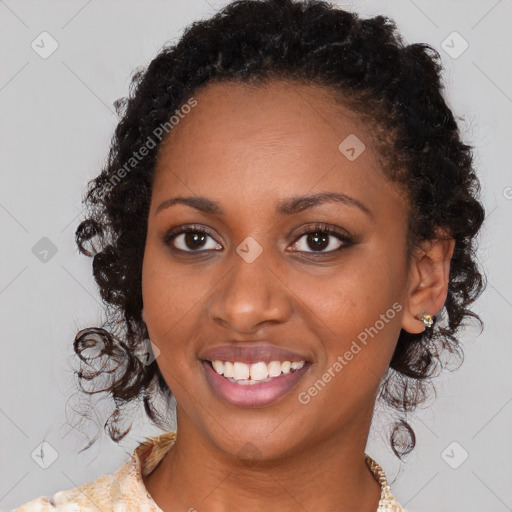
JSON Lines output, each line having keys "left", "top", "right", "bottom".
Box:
{"left": 14, "top": 432, "right": 406, "bottom": 511}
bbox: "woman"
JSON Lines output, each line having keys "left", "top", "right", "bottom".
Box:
{"left": 15, "top": 0, "right": 485, "bottom": 510}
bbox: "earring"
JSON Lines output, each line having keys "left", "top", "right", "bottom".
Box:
{"left": 418, "top": 312, "right": 434, "bottom": 328}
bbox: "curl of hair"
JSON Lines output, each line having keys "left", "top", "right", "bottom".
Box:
{"left": 73, "top": 0, "right": 485, "bottom": 457}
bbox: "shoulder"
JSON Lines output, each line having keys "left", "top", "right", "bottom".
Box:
{"left": 14, "top": 432, "right": 176, "bottom": 512}
{"left": 14, "top": 470, "right": 127, "bottom": 511}
{"left": 365, "top": 454, "right": 407, "bottom": 512}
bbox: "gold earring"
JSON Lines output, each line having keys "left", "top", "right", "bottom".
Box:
{"left": 418, "top": 312, "right": 434, "bottom": 328}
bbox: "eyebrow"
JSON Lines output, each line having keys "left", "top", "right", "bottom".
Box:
{"left": 155, "top": 191, "right": 372, "bottom": 218}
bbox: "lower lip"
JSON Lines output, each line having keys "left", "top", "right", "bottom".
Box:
{"left": 202, "top": 360, "right": 311, "bottom": 407}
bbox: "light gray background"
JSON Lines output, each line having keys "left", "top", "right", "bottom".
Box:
{"left": 1, "top": 1, "right": 511, "bottom": 511}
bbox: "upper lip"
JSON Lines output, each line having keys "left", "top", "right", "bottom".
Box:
{"left": 200, "top": 343, "right": 310, "bottom": 364}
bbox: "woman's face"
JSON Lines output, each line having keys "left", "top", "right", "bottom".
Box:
{"left": 142, "top": 80, "right": 416, "bottom": 459}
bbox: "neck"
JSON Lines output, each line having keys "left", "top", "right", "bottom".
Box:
{"left": 144, "top": 416, "right": 382, "bottom": 512}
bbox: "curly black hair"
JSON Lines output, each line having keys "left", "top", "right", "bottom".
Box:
{"left": 73, "top": 0, "right": 485, "bottom": 458}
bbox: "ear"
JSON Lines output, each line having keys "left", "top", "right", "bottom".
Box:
{"left": 402, "top": 237, "right": 455, "bottom": 334}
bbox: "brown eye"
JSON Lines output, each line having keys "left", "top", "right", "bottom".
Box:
{"left": 290, "top": 223, "right": 352, "bottom": 254}
{"left": 163, "top": 225, "right": 222, "bottom": 253}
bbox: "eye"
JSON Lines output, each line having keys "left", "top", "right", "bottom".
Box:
{"left": 289, "top": 223, "right": 352, "bottom": 254}
{"left": 162, "top": 224, "right": 222, "bottom": 253}
{"left": 162, "top": 223, "right": 353, "bottom": 256}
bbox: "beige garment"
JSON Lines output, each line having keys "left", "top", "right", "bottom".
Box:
{"left": 15, "top": 431, "right": 406, "bottom": 511}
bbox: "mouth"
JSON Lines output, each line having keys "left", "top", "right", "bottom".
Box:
{"left": 201, "top": 358, "right": 312, "bottom": 407}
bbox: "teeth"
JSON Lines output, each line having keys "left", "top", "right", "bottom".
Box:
{"left": 212, "top": 360, "right": 224, "bottom": 375}
{"left": 233, "top": 362, "right": 249, "bottom": 380}
{"left": 210, "top": 359, "right": 305, "bottom": 382}
{"left": 223, "top": 361, "right": 234, "bottom": 378}
{"left": 249, "top": 362, "right": 268, "bottom": 381}
{"left": 268, "top": 360, "right": 282, "bottom": 377}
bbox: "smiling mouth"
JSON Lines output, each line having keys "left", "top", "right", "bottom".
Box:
{"left": 202, "top": 359, "right": 311, "bottom": 407}
{"left": 207, "top": 359, "right": 306, "bottom": 384}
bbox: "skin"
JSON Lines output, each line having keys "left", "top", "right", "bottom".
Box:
{"left": 140, "top": 80, "right": 455, "bottom": 512}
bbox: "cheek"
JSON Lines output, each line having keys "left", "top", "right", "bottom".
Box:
{"left": 141, "top": 255, "right": 201, "bottom": 395}
{"left": 141, "top": 248, "right": 218, "bottom": 388}
{"left": 142, "top": 246, "right": 203, "bottom": 328}
{"left": 289, "top": 255, "right": 405, "bottom": 371}
{"left": 288, "top": 257, "right": 399, "bottom": 327}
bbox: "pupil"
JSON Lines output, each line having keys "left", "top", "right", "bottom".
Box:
{"left": 185, "top": 232, "right": 206, "bottom": 249}
{"left": 309, "top": 232, "right": 328, "bottom": 251}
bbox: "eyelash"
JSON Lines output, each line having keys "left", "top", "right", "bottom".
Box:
{"left": 162, "top": 223, "right": 353, "bottom": 257}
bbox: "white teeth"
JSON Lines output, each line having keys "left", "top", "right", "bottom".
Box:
{"left": 212, "top": 360, "right": 224, "bottom": 375}
{"left": 210, "top": 359, "right": 306, "bottom": 382}
{"left": 223, "top": 361, "right": 234, "bottom": 378}
{"left": 250, "top": 362, "right": 268, "bottom": 381}
{"left": 233, "top": 362, "right": 250, "bottom": 380}
{"left": 268, "top": 360, "right": 282, "bottom": 377}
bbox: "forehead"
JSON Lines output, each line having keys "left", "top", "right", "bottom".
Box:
{"left": 151, "top": 79, "right": 400, "bottom": 215}
{"left": 158, "top": 79, "right": 369, "bottom": 155}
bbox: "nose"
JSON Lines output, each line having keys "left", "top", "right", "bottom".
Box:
{"left": 207, "top": 248, "right": 293, "bottom": 334}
